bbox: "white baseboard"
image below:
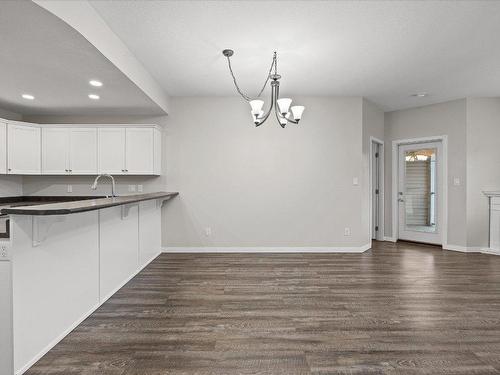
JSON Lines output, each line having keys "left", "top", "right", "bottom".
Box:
{"left": 480, "top": 248, "right": 500, "bottom": 256}
{"left": 383, "top": 236, "right": 397, "bottom": 242}
{"left": 442, "top": 244, "right": 469, "bottom": 252}
{"left": 163, "top": 243, "right": 372, "bottom": 253}
{"left": 443, "top": 244, "right": 499, "bottom": 255}
{"left": 16, "top": 250, "right": 162, "bottom": 375}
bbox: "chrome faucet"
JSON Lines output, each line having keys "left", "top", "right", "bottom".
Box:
{"left": 91, "top": 174, "right": 117, "bottom": 198}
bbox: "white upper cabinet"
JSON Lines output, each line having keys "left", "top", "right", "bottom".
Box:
{"left": 125, "top": 128, "right": 154, "bottom": 174}
{"left": 42, "top": 128, "right": 69, "bottom": 174}
{"left": 69, "top": 128, "right": 97, "bottom": 174}
{"left": 98, "top": 128, "right": 126, "bottom": 174}
{"left": 0, "top": 122, "right": 6, "bottom": 174}
{"left": 42, "top": 128, "right": 98, "bottom": 175}
{"left": 1, "top": 119, "right": 160, "bottom": 176}
{"left": 7, "top": 122, "right": 41, "bottom": 175}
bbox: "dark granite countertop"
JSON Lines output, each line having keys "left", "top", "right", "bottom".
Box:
{"left": 0, "top": 192, "right": 179, "bottom": 216}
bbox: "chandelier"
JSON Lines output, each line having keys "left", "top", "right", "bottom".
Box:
{"left": 222, "top": 49, "right": 305, "bottom": 128}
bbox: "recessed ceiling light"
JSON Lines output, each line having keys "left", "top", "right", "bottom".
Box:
{"left": 88, "top": 94, "right": 100, "bottom": 100}
{"left": 21, "top": 94, "right": 35, "bottom": 100}
{"left": 412, "top": 92, "right": 428, "bottom": 98}
{"left": 89, "top": 80, "right": 103, "bottom": 87}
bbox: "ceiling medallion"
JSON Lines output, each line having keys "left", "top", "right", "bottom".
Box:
{"left": 223, "top": 49, "right": 305, "bottom": 128}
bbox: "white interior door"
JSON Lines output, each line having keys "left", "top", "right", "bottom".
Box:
{"left": 398, "top": 141, "right": 443, "bottom": 244}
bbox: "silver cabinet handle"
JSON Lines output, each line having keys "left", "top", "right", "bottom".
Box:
{"left": 398, "top": 198, "right": 404, "bottom": 202}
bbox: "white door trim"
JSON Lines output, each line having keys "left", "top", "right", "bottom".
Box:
{"left": 369, "top": 137, "right": 384, "bottom": 241}
{"left": 391, "top": 135, "right": 448, "bottom": 246}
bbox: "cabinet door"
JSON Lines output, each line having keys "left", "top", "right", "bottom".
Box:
{"left": 70, "top": 128, "right": 97, "bottom": 174}
{"left": 98, "top": 128, "right": 125, "bottom": 174}
{"left": 139, "top": 200, "right": 162, "bottom": 268}
{"left": 0, "top": 122, "right": 6, "bottom": 174}
{"left": 7, "top": 123, "right": 41, "bottom": 174}
{"left": 99, "top": 204, "right": 139, "bottom": 301}
{"left": 125, "top": 128, "right": 154, "bottom": 174}
{"left": 42, "top": 128, "right": 69, "bottom": 175}
{"left": 153, "top": 128, "right": 161, "bottom": 176}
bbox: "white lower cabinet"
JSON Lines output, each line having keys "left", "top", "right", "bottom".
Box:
{"left": 139, "top": 200, "right": 162, "bottom": 267}
{"left": 5, "top": 200, "right": 163, "bottom": 374}
{"left": 99, "top": 204, "right": 139, "bottom": 302}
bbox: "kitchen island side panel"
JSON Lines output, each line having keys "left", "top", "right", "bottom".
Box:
{"left": 11, "top": 212, "right": 99, "bottom": 374}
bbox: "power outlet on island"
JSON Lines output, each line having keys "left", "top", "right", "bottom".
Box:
{"left": 128, "top": 185, "right": 136, "bottom": 192}
{"left": 205, "top": 227, "right": 212, "bottom": 237}
{"left": 344, "top": 227, "right": 351, "bottom": 236}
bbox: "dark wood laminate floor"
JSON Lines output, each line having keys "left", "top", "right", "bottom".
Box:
{"left": 27, "top": 241, "right": 500, "bottom": 375}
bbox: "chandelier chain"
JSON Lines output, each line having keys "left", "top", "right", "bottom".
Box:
{"left": 225, "top": 52, "right": 277, "bottom": 102}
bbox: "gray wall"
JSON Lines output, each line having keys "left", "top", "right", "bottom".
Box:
{"left": 466, "top": 98, "right": 500, "bottom": 248}
{"left": 164, "top": 96, "right": 368, "bottom": 248}
{"left": 384, "top": 99, "right": 467, "bottom": 247}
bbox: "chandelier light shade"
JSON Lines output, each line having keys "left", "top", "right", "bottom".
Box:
{"left": 223, "top": 49, "right": 305, "bottom": 128}
{"left": 277, "top": 98, "right": 292, "bottom": 115}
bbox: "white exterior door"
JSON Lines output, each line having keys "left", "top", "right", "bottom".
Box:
{"left": 70, "top": 128, "right": 97, "bottom": 174}
{"left": 42, "top": 128, "right": 69, "bottom": 175}
{"left": 398, "top": 141, "right": 443, "bottom": 244}
{"left": 0, "top": 122, "right": 6, "bottom": 174}
{"left": 125, "top": 128, "right": 154, "bottom": 174}
{"left": 98, "top": 128, "right": 125, "bottom": 174}
{"left": 7, "top": 123, "right": 41, "bottom": 175}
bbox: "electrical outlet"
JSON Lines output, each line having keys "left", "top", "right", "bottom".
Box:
{"left": 453, "top": 177, "right": 460, "bottom": 186}
{"left": 67, "top": 184, "right": 72, "bottom": 193}
{"left": 128, "top": 185, "right": 136, "bottom": 192}
{"left": 344, "top": 227, "right": 351, "bottom": 236}
{"left": 352, "top": 177, "right": 359, "bottom": 186}
{"left": 0, "top": 245, "right": 8, "bottom": 259}
{"left": 137, "top": 185, "right": 143, "bottom": 193}
{"left": 205, "top": 227, "right": 212, "bottom": 236}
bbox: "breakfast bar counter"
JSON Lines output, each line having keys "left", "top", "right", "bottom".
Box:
{"left": 0, "top": 192, "right": 178, "bottom": 375}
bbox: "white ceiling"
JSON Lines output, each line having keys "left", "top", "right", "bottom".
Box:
{"left": 90, "top": 0, "right": 500, "bottom": 111}
{"left": 0, "top": 1, "right": 163, "bottom": 116}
